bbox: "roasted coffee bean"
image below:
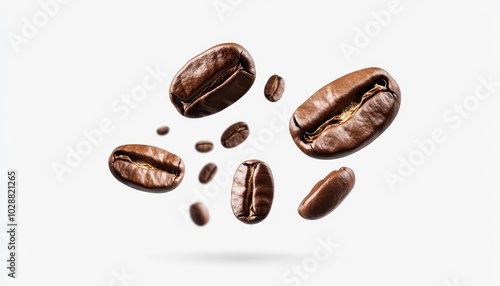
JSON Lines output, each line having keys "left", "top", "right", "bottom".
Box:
{"left": 156, "top": 126, "right": 170, "bottom": 135}
{"left": 108, "top": 144, "right": 184, "bottom": 193}
{"left": 289, "top": 67, "right": 401, "bottom": 159}
{"left": 189, "top": 202, "right": 209, "bottom": 226}
{"left": 169, "top": 43, "right": 256, "bottom": 118}
{"left": 298, "top": 167, "right": 355, "bottom": 220}
{"left": 198, "top": 163, "right": 217, "bottom": 184}
{"left": 231, "top": 159, "right": 274, "bottom": 224}
{"left": 221, "top": 121, "right": 249, "bottom": 148}
{"left": 195, "top": 140, "right": 214, "bottom": 153}
{"left": 264, "top": 74, "right": 285, "bottom": 102}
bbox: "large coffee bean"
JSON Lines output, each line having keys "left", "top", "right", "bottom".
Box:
{"left": 108, "top": 144, "right": 184, "bottom": 193}
{"left": 169, "top": 43, "right": 256, "bottom": 118}
{"left": 298, "top": 167, "right": 355, "bottom": 220}
{"left": 231, "top": 159, "right": 274, "bottom": 224}
{"left": 289, "top": 67, "right": 401, "bottom": 159}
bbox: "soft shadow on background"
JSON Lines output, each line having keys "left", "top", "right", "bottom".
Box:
{"left": 150, "top": 251, "right": 306, "bottom": 263}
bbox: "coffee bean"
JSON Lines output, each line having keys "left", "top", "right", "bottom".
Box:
{"left": 169, "top": 43, "right": 256, "bottom": 118}
{"left": 289, "top": 67, "right": 401, "bottom": 159}
{"left": 108, "top": 144, "right": 185, "bottom": 193}
{"left": 198, "top": 163, "right": 217, "bottom": 184}
{"left": 195, "top": 140, "right": 214, "bottom": 153}
{"left": 298, "top": 167, "right": 355, "bottom": 220}
{"left": 264, "top": 74, "right": 285, "bottom": 102}
{"left": 156, "top": 126, "right": 170, "bottom": 135}
{"left": 189, "top": 202, "right": 209, "bottom": 226}
{"left": 221, "top": 121, "right": 249, "bottom": 148}
{"left": 231, "top": 159, "right": 274, "bottom": 224}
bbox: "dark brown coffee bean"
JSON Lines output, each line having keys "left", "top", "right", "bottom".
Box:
{"left": 231, "top": 159, "right": 274, "bottom": 224}
{"left": 298, "top": 167, "right": 355, "bottom": 220}
{"left": 264, "top": 74, "right": 285, "bottom": 102}
{"left": 108, "top": 144, "right": 184, "bottom": 193}
{"left": 189, "top": 202, "right": 209, "bottom": 226}
{"left": 156, "top": 126, "right": 170, "bottom": 135}
{"left": 289, "top": 67, "right": 401, "bottom": 159}
{"left": 195, "top": 140, "right": 213, "bottom": 153}
{"left": 221, "top": 121, "right": 249, "bottom": 148}
{"left": 169, "top": 43, "right": 256, "bottom": 118}
{"left": 198, "top": 163, "right": 217, "bottom": 184}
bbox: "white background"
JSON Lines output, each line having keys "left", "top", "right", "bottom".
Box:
{"left": 1, "top": 1, "right": 500, "bottom": 285}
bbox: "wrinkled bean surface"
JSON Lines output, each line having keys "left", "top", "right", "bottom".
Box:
{"left": 231, "top": 159, "right": 274, "bottom": 224}
{"left": 108, "top": 144, "right": 184, "bottom": 193}
{"left": 290, "top": 67, "right": 401, "bottom": 159}
{"left": 169, "top": 43, "right": 256, "bottom": 118}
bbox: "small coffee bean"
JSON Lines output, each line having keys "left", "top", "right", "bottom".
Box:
{"left": 298, "top": 167, "right": 355, "bottom": 220}
{"left": 264, "top": 74, "right": 285, "bottom": 102}
{"left": 156, "top": 126, "right": 170, "bottom": 135}
{"left": 169, "top": 43, "right": 256, "bottom": 118}
{"left": 108, "top": 144, "right": 185, "bottom": 193}
{"left": 195, "top": 140, "right": 214, "bottom": 153}
{"left": 231, "top": 159, "right": 274, "bottom": 224}
{"left": 189, "top": 202, "right": 209, "bottom": 226}
{"left": 198, "top": 163, "right": 217, "bottom": 184}
{"left": 289, "top": 67, "right": 401, "bottom": 159}
{"left": 221, "top": 121, "right": 249, "bottom": 148}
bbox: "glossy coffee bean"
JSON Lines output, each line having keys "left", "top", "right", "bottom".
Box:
{"left": 198, "top": 163, "right": 217, "bottom": 184}
{"left": 189, "top": 202, "right": 209, "bottom": 226}
{"left": 231, "top": 159, "right": 274, "bottom": 224}
{"left": 290, "top": 67, "right": 401, "bottom": 159}
{"left": 221, "top": 121, "right": 249, "bottom": 148}
{"left": 298, "top": 167, "right": 355, "bottom": 220}
{"left": 156, "top": 126, "right": 170, "bottom": 135}
{"left": 108, "top": 144, "right": 184, "bottom": 193}
{"left": 195, "top": 140, "right": 213, "bottom": 153}
{"left": 169, "top": 43, "right": 256, "bottom": 118}
{"left": 264, "top": 74, "right": 285, "bottom": 102}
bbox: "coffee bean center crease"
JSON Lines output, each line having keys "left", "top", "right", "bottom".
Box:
{"left": 242, "top": 163, "right": 258, "bottom": 219}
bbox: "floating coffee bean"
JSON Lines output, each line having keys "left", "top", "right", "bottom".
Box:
{"left": 156, "top": 126, "right": 170, "bottom": 135}
{"left": 195, "top": 140, "right": 213, "bottom": 153}
{"left": 221, "top": 121, "right": 249, "bottom": 148}
{"left": 264, "top": 74, "right": 285, "bottom": 102}
{"left": 108, "top": 144, "right": 185, "bottom": 193}
{"left": 298, "top": 167, "right": 355, "bottom": 220}
{"left": 189, "top": 202, "right": 209, "bottom": 226}
{"left": 169, "top": 43, "right": 256, "bottom": 118}
{"left": 231, "top": 159, "right": 274, "bottom": 224}
{"left": 289, "top": 67, "right": 401, "bottom": 159}
{"left": 198, "top": 163, "right": 217, "bottom": 184}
